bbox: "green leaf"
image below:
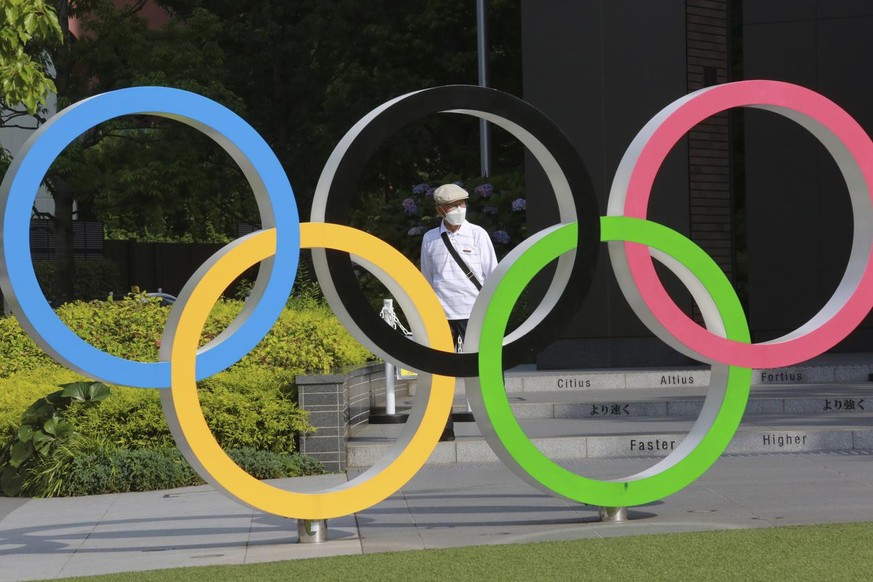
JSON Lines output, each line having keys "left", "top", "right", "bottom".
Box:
{"left": 62, "top": 381, "right": 110, "bottom": 402}
{"left": 31, "top": 429, "right": 56, "bottom": 457}
{"left": 89, "top": 382, "right": 111, "bottom": 401}
{"left": 22, "top": 399, "right": 53, "bottom": 423}
{"left": 17, "top": 425, "right": 33, "bottom": 442}
{"left": 34, "top": 438, "right": 53, "bottom": 456}
{"left": 43, "top": 417, "right": 72, "bottom": 438}
{"left": 0, "top": 466, "right": 24, "bottom": 496}
{"left": 31, "top": 431, "right": 53, "bottom": 446}
{"left": 61, "top": 381, "right": 92, "bottom": 401}
{"left": 45, "top": 390, "right": 71, "bottom": 411}
{"left": 5, "top": 8, "right": 18, "bottom": 28}
{"left": 9, "top": 439, "right": 33, "bottom": 468}
{"left": 23, "top": 13, "right": 36, "bottom": 36}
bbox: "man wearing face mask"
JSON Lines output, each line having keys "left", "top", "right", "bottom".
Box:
{"left": 420, "top": 183, "right": 498, "bottom": 441}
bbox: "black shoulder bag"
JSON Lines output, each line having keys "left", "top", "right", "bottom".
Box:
{"left": 441, "top": 232, "right": 482, "bottom": 290}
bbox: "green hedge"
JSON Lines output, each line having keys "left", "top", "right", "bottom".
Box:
{"left": 0, "top": 367, "right": 320, "bottom": 456}
{"left": 26, "top": 439, "right": 324, "bottom": 497}
{"left": 0, "top": 368, "right": 84, "bottom": 434}
{"left": 64, "top": 367, "right": 310, "bottom": 452}
{"left": 1, "top": 382, "right": 112, "bottom": 496}
{"left": 0, "top": 294, "right": 372, "bottom": 378}
{"left": 0, "top": 296, "right": 372, "bottom": 496}
{"left": 0, "top": 366, "right": 324, "bottom": 457}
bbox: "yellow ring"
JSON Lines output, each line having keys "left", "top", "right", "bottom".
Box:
{"left": 162, "top": 223, "right": 454, "bottom": 519}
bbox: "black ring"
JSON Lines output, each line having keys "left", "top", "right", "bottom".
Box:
{"left": 311, "top": 85, "right": 599, "bottom": 376}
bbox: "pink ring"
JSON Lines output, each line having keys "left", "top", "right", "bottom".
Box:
{"left": 608, "top": 80, "right": 873, "bottom": 369}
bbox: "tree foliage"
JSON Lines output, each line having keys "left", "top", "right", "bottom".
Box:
{"left": 0, "top": 0, "right": 62, "bottom": 114}
{"left": 157, "top": 0, "right": 523, "bottom": 214}
{"left": 48, "top": 2, "right": 255, "bottom": 243}
{"left": 2, "top": 0, "right": 522, "bottom": 301}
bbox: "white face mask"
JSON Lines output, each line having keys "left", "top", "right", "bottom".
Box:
{"left": 443, "top": 206, "right": 466, "bottom": 226}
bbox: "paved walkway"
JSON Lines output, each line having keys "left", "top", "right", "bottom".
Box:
{"left": 2, "top": 450, "right": 873, "bottom": 580}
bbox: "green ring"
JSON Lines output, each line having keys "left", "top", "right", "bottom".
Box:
{"left": 474, "top": 216, "right": 752, "bottom": 506}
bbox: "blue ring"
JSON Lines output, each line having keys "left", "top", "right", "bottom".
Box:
{"left": 0, "top": 87, "right": 299, "bottom": 388}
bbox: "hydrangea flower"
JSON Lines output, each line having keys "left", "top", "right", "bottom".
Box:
{"left": 407, "top": 225, "right": 426, "bottom": 236}
{"left": 511, "top": 198, "right": 527, "bottom": 212}
{"left": 412, "top": 182, "right": 430, "bottom": 196}
{"left": 475, "top": 183, "right": 494, "bottom": 198}
{"left": 483, "top": 205, "right": 498, "bottom": 215}
{"left": 426, "top": 187, "right": 436, "bottom": 198}
{"left": 492, "top": 229, "right": 510, "bottom": 244}
{"left": 402, "top": 198, "right": 418, "bottom": 215}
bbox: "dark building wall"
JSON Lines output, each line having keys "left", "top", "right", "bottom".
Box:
{"left": 521, "top": 1, "right": 873, "bottom": 368}
{"left": 743, "top": 1, "right": 873, "bottom": 348}
{"left": 521, "top": 0, "right": 693, "bottom": 367}
{"left": 687, "top": 1, "right": 733, "bottom": 288}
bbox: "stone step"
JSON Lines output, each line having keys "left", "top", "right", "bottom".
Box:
{"left": 396, "top": 384, "right": 873, "bottom": 419}
{"left": 471, "top": 353, "right": 873, "bottom": 391}
{"left": 496, "top": 364, "right": 873, "bottom": 392}
{"left": 402, "top": 358, "right": 873, "bottom": 396}
{"left": 346, "top": 413, "right": 873, "bottom": 468}
{"left": 508, "top": 386, "right": 872, "bottom": 419}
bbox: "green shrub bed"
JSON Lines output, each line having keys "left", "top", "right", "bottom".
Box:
{"left": 0, "top": 368, "right": 314, "bottom": 457}
{"left": 0, "top": 295, "right": 371, "bottom": 497}
{"left": 0, "top": 293, "right": 372, "bottom": 378}
{"left": 0, "top": 368, "right": 85, "bottom": 434}
{"left": 37, "top": 443, "right": 323, "bottom": 498}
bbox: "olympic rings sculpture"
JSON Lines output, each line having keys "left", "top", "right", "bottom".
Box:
{"left": 2, "top": 80, "right": 872, "bottom": 519}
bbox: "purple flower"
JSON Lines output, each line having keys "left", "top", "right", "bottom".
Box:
{"left": 475, "top": 183, "right": 494, "bottom": 198}
{"left": 492, "top": 229, "right": 510, "bottom": 244}
{"left": 407, "top": 225, "right": 426, "bottom": 236}
{"left": 402, "top": 198, "right": 418, "bottom": 215}
{"left": 425, "top": 187, "right": 436, "bottom": 198}
{"left": 412, "top": 182, "right": 430, "bottom": 196}
{"left": 483, "top": 205, "right": 498, "bottom": 215}
{"left": 511, "top": 198, "right": 527, "bottom": 212}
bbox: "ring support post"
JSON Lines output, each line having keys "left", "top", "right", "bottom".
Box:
{"left": 297, "top": 519, "right": 328, "bottom": 543}
{"left": 599, "top": 507, "right": 628, "bottom": 523}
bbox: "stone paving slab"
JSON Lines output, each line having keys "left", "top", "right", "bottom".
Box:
{"left": 2, "top": 452, "right": 873, "bottom": 580}
{"left": 347, "top": 413, "right": 873, "bottom": 467}
{"left": 0, "top": 475, "right": 358, "bottom": 581}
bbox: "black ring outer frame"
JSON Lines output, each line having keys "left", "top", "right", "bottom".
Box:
{"left": 317, "top": 85, "right": 600, "bottom": 377}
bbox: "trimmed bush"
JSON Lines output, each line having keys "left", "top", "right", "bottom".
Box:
{"left": 55, "top": 445, "right": 200, "bottom": 497}
{"left": 0, "top": 319, "right": 63, "bottom": 379}
{"left": 1, "top": 381, "right": 111, "bottom": 496}
{"left": 0, "top": 368, "right": 84, "bottom": 433}
{"left": 62, "top": 385, "right": 174, "bottom": 450}
{"left": 0, "top": 296, "right": 368, "bottom": 497}
{"left": 0, "top": 296, "right": 371, "bottom": 447}
{"left": 219, "top": 446, "right": 324, "bottom": 480}
{"left": 64, "top": 367, "right": 311, "bottom": 453}
{"left": 0, "top": 294, "right": 372, "bottom": 378}
{"left": 197, "top": 367, "right": 309, "bottom": 453}
{"left": 0, "top": 368, "right": 314, "bottom": 455}
{"left": 30, "top": 440, "right": 324, "bottom": 497}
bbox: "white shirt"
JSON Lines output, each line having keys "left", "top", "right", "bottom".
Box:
{"left": 420, "top": 220, "right": 498, "bottom": 320}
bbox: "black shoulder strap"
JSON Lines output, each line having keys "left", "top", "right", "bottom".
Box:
{"left": 441, "top": 231, "right": 482, "bottom": 290}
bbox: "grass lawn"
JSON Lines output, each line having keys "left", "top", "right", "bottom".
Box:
{"left": 58, "top": 521, "right": 873, "bottom": 581}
